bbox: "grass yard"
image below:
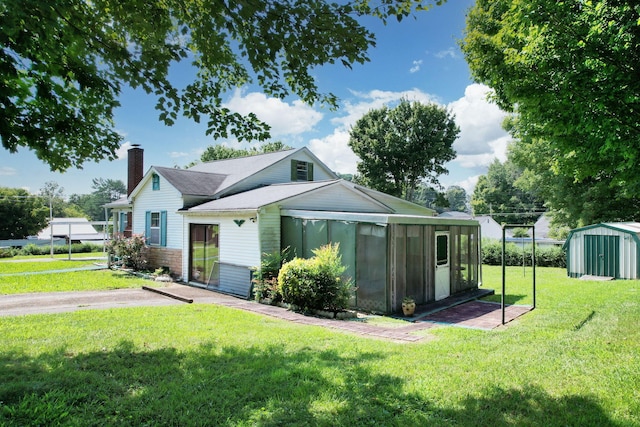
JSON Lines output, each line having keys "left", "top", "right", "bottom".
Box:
{"left": 2, "top": 251, "right": 106, "bottom": 262}
{"left": 0, "top": 270, "right": 143, "bottom": 295}
{"left": 0, "top": 259, "right": 104, "bottom": 275}
{"left": 0, "top": 265, "right": 638, "bottom": 426}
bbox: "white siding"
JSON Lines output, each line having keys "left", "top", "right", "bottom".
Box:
{"left": 181, "top": 213, "right": 260, "bottom": 297}
{"left": 567, "top": 226, "right": 638, "bottom": 279}
{"left": 280, "top": 184, "right": 389, "bottom": 213}
{"left": 259, "top": 205, "right": 281, "bottom": 256}
{"left": 182, "top": 213, "right": 261, "bottom": 278}
{"left": 219, "top": 215, "right": 261, "bottom": 267}
{"left": 132, "top": 172, "right": 184, "bottom": 250}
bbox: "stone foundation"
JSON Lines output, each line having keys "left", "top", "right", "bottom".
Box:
{"left": 146, "top": 247, "right": 183, "bottom": 280}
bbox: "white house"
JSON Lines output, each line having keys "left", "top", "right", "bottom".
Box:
{"left": 110, "top": 146, "right": 483, "bottom": 314}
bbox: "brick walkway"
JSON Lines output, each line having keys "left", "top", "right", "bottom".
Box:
{"left": 0, "top": 283, "right": 533, "bottom": 343}
{"left": 165, "top": 286, "right": 533, "bottom": 342}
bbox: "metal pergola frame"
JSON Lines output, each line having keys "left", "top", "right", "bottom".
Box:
{"left": 502, "top": 224, "right": 536, "bottom": 325}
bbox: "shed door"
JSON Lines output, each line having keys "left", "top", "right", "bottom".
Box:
{"left": 584, "top": 235, "right": 619, "bottom": 278}
{"left": 435, "top": 232, "right": 450, "bottom": 301}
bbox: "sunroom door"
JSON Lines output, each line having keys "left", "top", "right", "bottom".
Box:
{"left": 190, "top": 224, "right": 219, "bottom": 287}
{"left": 435, "top": 232, "right": 450, "bottom": 301}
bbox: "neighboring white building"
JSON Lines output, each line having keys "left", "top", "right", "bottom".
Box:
{"left": 37, "top": 218, "right": 107, "bottom": 243}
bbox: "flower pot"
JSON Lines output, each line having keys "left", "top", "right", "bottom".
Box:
{"left": 402, "top": 302, "right": 416, "bottom": 317}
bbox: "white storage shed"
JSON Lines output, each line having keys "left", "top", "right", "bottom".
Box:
{"left": 564, "top": 222, "right": 640, "bottom": 279}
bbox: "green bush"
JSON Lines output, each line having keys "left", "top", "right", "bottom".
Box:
{"left": 0, "top": 247, "right": 15, "bottom": 258}
{"left": 252, "top": 248, "right": 288, "bottom": 303}
{"left": 481, "top": 240, "right": 566, "bottom": 268}
{"left": 18, "top": 243, "right": 102, "bottom": 256}
{"left": 278, "top": 243, "right": 354, "bottom": 313}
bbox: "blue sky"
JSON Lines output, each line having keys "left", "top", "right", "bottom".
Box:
{"left": 1, "top": 0, "right": 510, "bottom": 197}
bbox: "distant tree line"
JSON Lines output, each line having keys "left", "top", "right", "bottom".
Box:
{"left": 0, "top": 179, "right": 125, "bottom": 240}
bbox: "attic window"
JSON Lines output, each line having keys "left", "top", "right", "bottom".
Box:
{"left": 291, "top": 160, "right": 313, "bottom": 181}
{"left": 152, "top": 174, "right": 160, "bottom": 191}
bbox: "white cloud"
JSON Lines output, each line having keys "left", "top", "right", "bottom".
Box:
{"left": 0, "top": 166, "right": 16, "bottom": 176}
{"left": 169, "top": 151, "right": 190, "bottom": 158}
{"left": 409, "top": 60, "right": 423, "bottom": 73}
{"left": 333, "top": 88, "right": 438, "bottom": 128}
{"left": 435, "top": 47, "right": 460, "bottom": 59}
{"left": 309, "top": 130, "right": 358, "bottom": 175}
{"left": 456, "top": 175, "right": 481, "bottom": 195}
{"left": 224, "top": 89, "right": 323, "bottom": 136}
{"left": 116, "top": 141, "right": 134, "bottom": 160}
{"left": 453, "top": 135, "right": 510, "bottom": 168}
{"left": 448, "top": 84, "right": 510, "bottom": 159}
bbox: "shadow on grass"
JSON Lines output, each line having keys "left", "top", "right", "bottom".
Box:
{"left": 0, "top": 341, "right": 620, "bottom": 426}
{"left": 481, "top": 293, "right": 529, "bottom": 305}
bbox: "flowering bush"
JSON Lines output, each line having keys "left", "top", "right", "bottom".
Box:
{"left": 106, "top": 234, "right": 148, "bottom": 271}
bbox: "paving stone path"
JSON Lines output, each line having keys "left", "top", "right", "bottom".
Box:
{"left": 0, "top": 283, "right": 532, "bottom": 342}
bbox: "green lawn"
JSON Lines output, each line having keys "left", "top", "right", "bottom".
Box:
{"left": 0, "top": 259, "right": 104, "bottom": 275}
{"left": 2, "top": 251, "right": 106, "bottom": 262}
{"left": 0, "top": 265, "right": 638, "bottom": 426}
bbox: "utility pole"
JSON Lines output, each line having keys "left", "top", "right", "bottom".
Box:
{"left": 49, "top": 197, "right": 54, "bottom": 258}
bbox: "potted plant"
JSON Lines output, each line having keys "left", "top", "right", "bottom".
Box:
{"left": 402, "top": 296, "right": 416, "bottom": 317}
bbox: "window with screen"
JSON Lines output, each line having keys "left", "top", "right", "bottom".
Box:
{"left": 436, "top": 234, "right": 449, "bottom": 266}
{"left": 149, "top": 212, "right": 160, "bottom": 244}
{"left": 145, "top": 211, "right": 166, "bottom": 246}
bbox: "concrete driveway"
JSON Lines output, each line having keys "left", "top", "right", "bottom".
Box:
{"left": 0, "top": 284, "right": 237, "bottom": 317}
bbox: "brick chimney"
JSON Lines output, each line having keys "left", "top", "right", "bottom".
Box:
{"left": 127, "top": 144, "right": 144, "bottom": 196}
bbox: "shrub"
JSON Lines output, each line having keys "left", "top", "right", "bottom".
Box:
{"left": 278, "top": 243, "right": 354, "bottom": 313}
{"left": 17, "top": 243, "right": 103, "bottom": 256}
{"left": 106, "top": 234, "right": 148, "bottom": 271}
{"left": 252, "top": 248, "right": 288, "bottom": 303}
{"left": 0, "top": 247, "right": 15, "bottom": 258}
{"left": 481, "top": 240, "right": 566, "bottom": 268}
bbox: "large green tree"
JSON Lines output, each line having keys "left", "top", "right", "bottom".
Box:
{"left": 471, "top": 158, "right": 544, "bottom": 225}
{"left": 461, "top": 0, "right": 640, "bottom": 192}
{"left": 1, "top": 0, "right": 439, "bottom": 172}
{"left": 445, "top": 185, "right": 468, "bottom": 212}
{"left": 69, "top": 178, "right": 126, "bottom": 221}
{"left": 507, "top": 120, "right": 640, "bottom": 228}
{"left": 348, "top": 99, "right": 458, "bottom": 199}
{"left": 0, "top": 188, "right": 49, "bottom": 239}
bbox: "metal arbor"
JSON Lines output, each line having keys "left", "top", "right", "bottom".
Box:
{"left": 501, "top": 225, "right": 536, "bottom": 325}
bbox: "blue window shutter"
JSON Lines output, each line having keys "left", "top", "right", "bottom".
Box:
{"left": 290, "top": 160, "right": 297, "bottom": 181}
{"left": 160, "top": 211, "right": 167, "bottom": 246}
{"left": 145, "top": 211, "right": 151, "bottom": 242}
{"left": 119, "top": 212, "right": 126, "bottom": 232}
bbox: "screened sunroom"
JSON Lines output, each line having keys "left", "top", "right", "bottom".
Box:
{"left": 280, "top": 210, "right": 482, "bottom": 314}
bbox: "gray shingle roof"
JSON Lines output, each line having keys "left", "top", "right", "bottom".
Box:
{"left": 187, "top": 180, "right": 337, "bottom": 212}
{"left": 154, "top": 167, "right": 227, "bottom": 197}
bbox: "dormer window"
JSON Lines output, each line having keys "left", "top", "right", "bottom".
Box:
{"left": 152, "top": 173, "right": 160, "bottom": 191}
{"left": 291, "top": 160, "right": 313, "bottom": 181}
